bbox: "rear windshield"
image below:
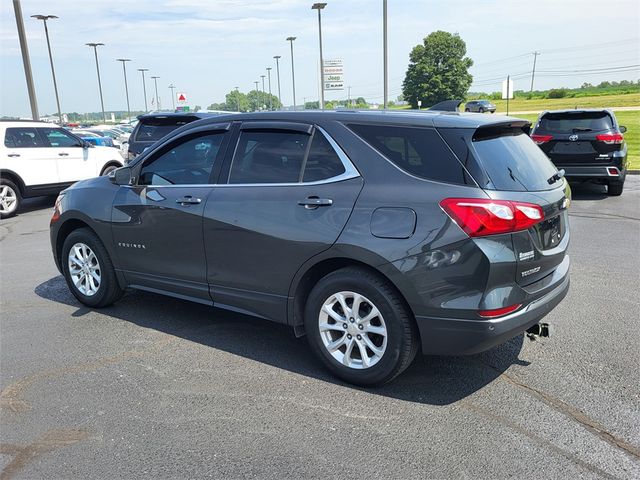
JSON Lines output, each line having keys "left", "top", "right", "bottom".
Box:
{"left": 470, "top": 128, "right": 558, "bottom": 191}
{"left": 134, "top": 117, "right": 196, "bottom": 142}
{"left": 536, "top": 111, "right": 614, "bottom": 134}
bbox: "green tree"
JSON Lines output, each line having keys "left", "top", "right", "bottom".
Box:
{"left": 225, "top": 90, "right": 250, "bottom": 112}
{"left": 246, "top": 90, "right": 281, "bottom": 111}
{"left": 402, "top": 31, "right": 473, "bottom": 108}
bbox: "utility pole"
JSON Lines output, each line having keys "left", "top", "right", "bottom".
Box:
{"left": 273, "top": 55, "right": 282, "bottom": 106}
{"left": 530, "top": 51, "right": 540, "bottom": 93}
{"left": 266, "top": 67, "right": 272, "bottom": 110}
{"left": 286, "top": 37, "right": 297, "bottom": 110}
{"left": 32, "top": 14, "right": 61, "bottom": 123}
{"left": 312, "top": 3, "right": 327, "bottom": 110}
{"left": 13, "top": 0, "right": 39, "bottom": 120}
{"left": 260, "top": 75, "right": 266, "bottom": 110}
{"left": 138, "top": 68, "right": 149, "bottom": 112}
{"left": 168, "top": 84, "right": 176, "bottom": 110}
{"left": 254, "top": 81, "right": 260, "bottom": 111}
{"left": 151, "top": 75, "right": 160, "bottom": 110}
{"left": 116, "top": 59, "right": 131, "bottom": 121}
{"left": 86, "top": 43, "right": 106, "bottom": 123}
{"left": 235, "top": 86, "right": 240, "bottom": 112}
{"left": 348, "top": 86, "right": 352, "bottom": 107}
{"left": 383, "top": 0, "right": 388, "bottom": 109}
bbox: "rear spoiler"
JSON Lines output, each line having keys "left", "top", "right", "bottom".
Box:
{"left": 473, "top": 120, "right": 532, "bottom": 140}
{"left": 429, "top": 100, "right": 463, "bottom": 112}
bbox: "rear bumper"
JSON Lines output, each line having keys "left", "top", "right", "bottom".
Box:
{"left": 416, "top": 272, "right": 570, "bottom": 356}
{"left": 563, "top": 165, "right": 624, "bottom": 179}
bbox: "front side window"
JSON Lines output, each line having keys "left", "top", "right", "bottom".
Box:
{"left": 229, "top": 130, "right": 309, "bottom": 184}
{"left": 348, "top": 124, "right": 467, "bottom": 184}
{"left": 40, "top": 128, "right": 82, "bottom": 147}
{"left": 4, "top": 128, "right": 43, "bottom": 148}
{"left": 139, "top": 132, "right": 225, "bottom": 185}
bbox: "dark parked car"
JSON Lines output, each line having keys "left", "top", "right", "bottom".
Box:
{"left": 465, "top": 100, "right": 496, "bottom": 113}
{"left": 530, "top": 109, "right": 628, "bottom": 195}
{"left": 50, "top": 111, "right": 570, "bottom": 386}
{"left": 127, "top": 112, "right": 221, "bottom": 163}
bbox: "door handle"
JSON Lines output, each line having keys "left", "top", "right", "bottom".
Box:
{"left": 298, "top": 196, "right": 333, "bottom": 209}
{"left": 58, "top": 152, "right": 69, "bottom": 156}
{"left": 7, "top": 153, "right": 20, "bottom": 157}
{"left": 176, "top": 196, "right": 202, "bottom": 205}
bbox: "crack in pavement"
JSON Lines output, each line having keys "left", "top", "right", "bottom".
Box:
{"left": 0, "top": 428, "right": 89, "bottom": 480}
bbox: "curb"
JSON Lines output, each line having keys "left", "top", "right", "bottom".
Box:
{"left": 628, "top": 170, "right": 640, "bottom": 175}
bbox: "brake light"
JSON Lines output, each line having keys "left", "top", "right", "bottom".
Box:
{"left": 478, "top": 304, "right": 522, "bottom": 318}
{"left": 440, "top": 198, "right": 544, "bottom": 237}
{"left": 531, "top": 134, "right": 553, "bottom": 145}
{"left": 596, "top": 133, "right": 623, "bottom": 144}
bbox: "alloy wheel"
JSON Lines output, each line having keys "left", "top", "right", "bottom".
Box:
{"left": 318, "top": 291, "right": 388, "bottom": 369}
{"left": 68, "top": 242, "right": 101, "bottom": 296}
{"left": 0, "top": 185, "right": 18, "bottom": 215}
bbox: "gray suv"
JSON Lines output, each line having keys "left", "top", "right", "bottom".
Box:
{"left": 465, "top": 100, "right": 497, "bottom": 113}
{"left": 50, "top": 111, "right": 570, "bottom": 386}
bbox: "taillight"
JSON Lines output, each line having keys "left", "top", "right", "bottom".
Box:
{"left": 478, "top": 304, "right": 522, "bottom": 318}
{"left": 596, "top": 133, "right": 623, "bottom": 144}
{"left": 531, "top": 134, "right": 553, "bottom": 145}
{"left": 440, "top": 198, "right": 544, "bottom": 237}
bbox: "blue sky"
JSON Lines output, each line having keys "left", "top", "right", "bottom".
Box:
{"left": 1, "top": 0, "right": 639, "bottom": 116}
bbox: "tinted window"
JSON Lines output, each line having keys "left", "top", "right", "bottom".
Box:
{"left": 229, "top": 130, "right": 309, "bottom": 184}
{"left": 139, "top": 132, "right": 224, "bottom": 185}
{"left": 348, "top": 124, "right": 467, "bottom": 184}
{"left": 135, "top": 124, "right": 182, "bottom": 142}
{"left": 471, "top": 128, "right": 558, "bottom": 192}
{"left": 536, "top": 111, "right": 614, "bottom": 134}
{"left": 4, "top": 128, "right": 42, "bottom": 148}
{"left": 303, "top": 131, "right": 346, "bottom": 182}
{"left": 41, "top": 128, "right": 82, "bottom": 147}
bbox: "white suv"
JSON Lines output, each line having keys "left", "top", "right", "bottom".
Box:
{"left": 0, "top": 121, "right": 123, "bottom": 218}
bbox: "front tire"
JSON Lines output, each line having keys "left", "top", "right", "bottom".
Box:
{"left": 101, "top": 163, "right": 120, "bottom": 176}
{"left": 0, "top": 180, "right": 21, "bottom": 219}
{"left": 304, "top": 267, "right": 418, "bottom": 386}
{"left": 479, "top": 107, "right": 485, "bottom": 113}
{"left": 62, "top": 228, "right": 123, "bottom": 307}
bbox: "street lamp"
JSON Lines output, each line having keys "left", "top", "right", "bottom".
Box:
{"left": 32, "top": 14, "right": 61, "bottom": 123}
{"left": 260, "top": 75, "right": 266, "bottom": 110}
{"left": 86, "top": 43, "right": 106, "bottom": 123}
{"left": 273, "top": 55, "right": 282, "bottom": 107}
{"left": 311, "top": 3, "right": 327, "bottom": 110}
{"left": 168, "top": 83, "right": 176, "bottom": 110}
{"left": 151, "top": 75, "right": 160, "bottom": 110}
{"left": 266, "top": 67, "right": 272, "bottom": 110}
{"left": 383, "top": 0, "right": 388, "bottom": 109}
{"left": 286, "top": 36, "right": 297, "bottom": 110}
{"left": 116, "top": 59, "right": 131, "bottom": 121}
{"left": 138, "top": 68, "right": 149, "bottom": 112}
{"left": 253, "top": 81, "right": 259, "bottom": 111}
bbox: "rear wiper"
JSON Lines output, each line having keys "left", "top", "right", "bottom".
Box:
{"left": 572, "top": 128, "right": 592, "bottom": 132}
{"left": 547, "top": 169, "right": 565, "bottom": 185}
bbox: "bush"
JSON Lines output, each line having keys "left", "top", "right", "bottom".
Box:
{"left": 547, "top": 88, "right": 568, "bottom": 99}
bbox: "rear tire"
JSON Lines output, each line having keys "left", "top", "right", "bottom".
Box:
{"left": 62, "top": 228, "right": 123, "bottom": 308}
{"left": 0, "top": 179, "right": 21, "bottom": 219}
{"left": 608, "top": 180, "right": 624, "bottom": 196}
{"left": 465, "top": 108, "right": 470, "bottom": 112}
{"left": 304, "top": 267, "right": 419, "bottom": 386}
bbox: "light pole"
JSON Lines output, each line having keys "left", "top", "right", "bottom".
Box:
{"left": 312, "top": 3, "right": 327, "bottom": 110}
{"left": 116, "top": 59, "right": 131, "bottom": 121}
{"left": 138, "top": 68, "right": 149, "bottom": 112}
{"left": 86, "top": 43, "right": 106, "bottom": 123}
{"left": 266, "top": 67, "right": 272, "bottom": 110}
{"left": 260, "top": 75, "right": 266, "bottom": 110}
{"left": 32, "top": 14, "right": 61, "bottom": 123}
{"left": 273, "top": 55, "right": 282, "bottom": 107}
{"left": 254, "top": 81, "right": 260, "bottom": 111}
{"left": 286, "top": 36, "right": 297, "bottom": 110}
{"left": 234, "top": 86, "right": 240, "bottom": 112}
{"left": 168, "top": 83, "right": 176, "bottom": 110}
{"left": 382, "top": 0, "right": 388, "bottom": 109}
{"left": 13, "top": 0, "right": 39, "bottom": 120}
{"left": 151, "top": 75, "right": 160, "bottom": 110}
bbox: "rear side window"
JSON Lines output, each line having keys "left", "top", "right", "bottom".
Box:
{"left": 536, "top": 111, "right": 614, "bottom": 134}
{"left": 303, "top": 131, "right": 346, "bottom": 182}
{"left": 4, "top": 128, "right": 43, "bottom": 148}
{"left": 470, "top": 128, "right": 558, "bottom": 192}
{"left": 229, "top": 130, "right": 309, "bottom": 184}
{"left": 348, "top": 124, "right": 467, "bottom": 184}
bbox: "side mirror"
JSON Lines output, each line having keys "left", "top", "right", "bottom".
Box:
{"left": 82, "top": 140, "right": 93, "bottom": 149}
{"left": 110, "top": 166, "right": 133, "bottom": 186}
{"left": 619, "top": 125, "right": 627, "bottom": 133}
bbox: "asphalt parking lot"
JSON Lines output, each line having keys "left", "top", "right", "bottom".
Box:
{"left": 1, "top": 178, "right": 639, "bottom": 479}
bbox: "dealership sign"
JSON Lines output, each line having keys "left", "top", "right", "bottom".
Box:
{"left": 323, "top": 59, "right": 344, "bottom": 90}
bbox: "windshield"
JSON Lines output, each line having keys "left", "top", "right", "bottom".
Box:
{"left": 536, "top": 111, "right": 614, "bottom": 133}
